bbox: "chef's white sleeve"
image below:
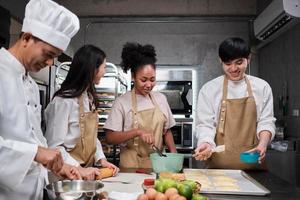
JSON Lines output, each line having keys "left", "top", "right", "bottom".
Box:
{"left": 0, "top": 137, "right": 38, "bottom": 190}
{"left": 195, "top": 86, "right": 217, "bottom": 148}
{"left": 257, "top": 84, "right": 276, "bottom": 140}
{"left": 94, "top": 139, "right": 106, "bottom": 164}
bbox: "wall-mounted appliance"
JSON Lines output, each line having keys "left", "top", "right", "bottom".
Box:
{"left": 254, "top": 0, "right": 300, "bottom": 47}
{"left": 171, "top": 119, "right": 193, "bottom": 149}
{"left": 153, "top": 69, "right": 193, "bottom": 117}
{"left": 154, "top": 81, "right": 192, "bottom": 116}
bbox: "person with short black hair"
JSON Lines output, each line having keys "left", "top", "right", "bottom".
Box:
{"left": 104, "top": 42, "right": 177, "bottom": 168}
{"left": 193, "top": 37, "right": 276, "bottom": 170}
{"left": 45, "top": 45, "right": 119, "bottom": 180}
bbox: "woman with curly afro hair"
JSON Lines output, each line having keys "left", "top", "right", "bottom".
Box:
{"left": 104, "top": 42, "right": 177, "bottom": 168}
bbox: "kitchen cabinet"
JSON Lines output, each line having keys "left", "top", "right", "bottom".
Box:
{"left": 266, "top": 138, "right": 300, "bottom": 187}
{"left": 95, "top": 63, "right": 128, "bottom": 165}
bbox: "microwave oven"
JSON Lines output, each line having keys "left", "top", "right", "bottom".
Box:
{"left": 154, "top": 81, "right": 192, "bottom": 116}
{"left": 170, "top": 121, "right": 193, "bottom": 149}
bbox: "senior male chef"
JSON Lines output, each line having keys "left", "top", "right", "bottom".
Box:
{"left": 0, "top": 0, "right": 81, "bottom": 199}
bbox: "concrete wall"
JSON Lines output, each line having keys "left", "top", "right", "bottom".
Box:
{"left": 55, "top": 0, "right": 256, "bottom": 17}
{"left": 71, "top": 17, "right": 253, "bottom": 103}
{"left": 258, "top": 23, "right": 300, "bottom": 138}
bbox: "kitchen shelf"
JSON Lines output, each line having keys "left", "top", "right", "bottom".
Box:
{"left": 96, "top": 62, "right": 127, "bottom": 165}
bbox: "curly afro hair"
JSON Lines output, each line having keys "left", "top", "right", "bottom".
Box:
{"left": 120, "top": 42, "right": 157, "bottom": 75}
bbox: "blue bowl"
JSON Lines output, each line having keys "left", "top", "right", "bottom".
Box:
{"left": 240, "top": 152, "right": 259, "bottom": 164}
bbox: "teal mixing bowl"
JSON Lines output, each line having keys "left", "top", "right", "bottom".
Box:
{"left": 150, "top": 153, "right": 184, "bottom": 173}
{"left": 240, "top": 152, "right": 259, "bottom": 164}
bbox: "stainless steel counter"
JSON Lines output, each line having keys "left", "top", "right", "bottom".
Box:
{"left": 204, "top": 171, "right": 300, "bottom": 200}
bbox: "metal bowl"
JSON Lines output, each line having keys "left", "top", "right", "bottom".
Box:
{"left": 45, "top": 180, "right": 104, "bottom": 200}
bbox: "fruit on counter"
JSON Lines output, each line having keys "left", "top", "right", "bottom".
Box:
{"left": 154, "top": 192, "right": 168, "bottom": 200}
{"left": 169, "top": 194, "right": 181, "bottom": 200}
{"left": 191, "top": 193, "right": 207, "bottom": 200}
{"left": 96, "top": 167, "right": 114, "bottom": 179}
{"left": 161, "top": 178, "right": 177, "bottom": 192}
{"left": 155, "top": 179, "right": 165, "bottom": 193}
{"left": 177, "top": 183, "right": 193, "bottom": 200}
{"left": 159, "top": 172, "right": 186, "bottom": 181}
{"left": 138, "top": 193, "right": 149, "bottom": 200}
{"left": 146, "top": 188, "right": 157, "bottom": 200}
{"left": 164, "top": 188, "right": 178, "bottom": 199}
{"left": 176, "top": 196, "right": 187, "bottom": 200}
{"left": 181, "top": 180, "right": 201, "bottom": 193}
{"left": 151, "top": 178, "right": 206, "bottom": 200}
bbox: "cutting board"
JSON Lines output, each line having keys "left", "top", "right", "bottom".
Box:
{"left": 102, "top": 172, "right": 156, "bottom": 193}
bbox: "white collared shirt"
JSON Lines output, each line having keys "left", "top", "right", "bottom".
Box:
{"left": 0, "top": 48, "right": 47, "bottom": 198}
{"left": 195, "top": 75, "right": 276, "bottom": 147}
{"left": 45, "top": 91, "right": 105, "bottom": 166}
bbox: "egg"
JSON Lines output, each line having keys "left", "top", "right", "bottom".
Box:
{"left": 175, "top": 196, "right": 187, "bottom": 200}
{"left": 137, "top": 194, "right": 149, "bottom": 200}
{"left": 165, "top": 188, "right": 178, "bottom": 199}
{"left": 169, "top": 194, "right": 180, "bottom": 200}
{"left": 155, "top": 192, "right": 167, "bottom": 200}
{"left": 146, "top": 188, "right": 157, "bottom": 200}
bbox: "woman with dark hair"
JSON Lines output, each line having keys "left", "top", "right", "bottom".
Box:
{"left": 104, "top": 42, "right": 177, "bottom": 169}
{"left": 45, "top": 45, "right": 119, "bottom": 180}
{"left": 193, "top": 37, "right": 275, "bottom": 170}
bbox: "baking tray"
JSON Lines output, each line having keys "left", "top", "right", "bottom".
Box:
{"left": 183, "top": 169, "right": 270, "bottom": 196}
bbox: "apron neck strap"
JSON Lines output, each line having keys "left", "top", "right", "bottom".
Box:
{"left": 131, "top": 88, "right": 157, "bottom": 113}
{"left": 131, "top": 89, "right": 138, "bottom": 114}
{"left": 78, "top": 95, "right": 84, "bottom": 115}
{"left": 222, "top": 75, "right": 253, "bottom": 100}
{"left": 245, "top": 76, "right": 254, "bottom": 97}
{"left": 222, "top": 76, "right": 229, "bottom": 100}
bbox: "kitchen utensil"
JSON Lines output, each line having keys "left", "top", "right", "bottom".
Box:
{"left": 135, "top": 169, "right": 153, "bottom": 175}
{"left": 150, "top": 153, "right": 184, "bottom": 173}
{"left": 101, "top": 180, "right": 131, "bottom": 184}
{"left": 152, "top": 145, "right": 167, "bottom": 157}
{"left": 45, "top": 180, "right": 104, "bottom": 200}
{"left": 212, "top": 145, "right": 225, "bottom": 153}
{"left": 240, "top": 152, "right": 260, "bottom": 164}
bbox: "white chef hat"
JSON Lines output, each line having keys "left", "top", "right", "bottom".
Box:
{"left": 21, "top": 0, "right": 80, "bottom": 51}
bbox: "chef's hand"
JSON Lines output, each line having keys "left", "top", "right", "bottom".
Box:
{"left": 35, "top": 146, "right": 63, "bottom": 174}
{"left": 247, "top": 131, "right": 272, "bottom": 164}
{"left": 77, "top": 166, "right": 101, "bottom": 180}
{"left": 100, "top": 159, "right": 120, "bottom": 176}
{"left": 193, "top": 142, "right": 213, "bottom": 161}
{"left": 246, "top": 146, "right": 266, "bottom": 164}
{"left": 58, "top": 163, "right": 82, "bottom": 180}
{"left": 137, "top": 129, "right": 155, "bottom": 145}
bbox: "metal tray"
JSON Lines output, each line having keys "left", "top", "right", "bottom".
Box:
{"left": 183, "top": 169, "right": 270, "bottom": 196}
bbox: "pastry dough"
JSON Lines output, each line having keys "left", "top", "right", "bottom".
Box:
{"left": 96, "top": 168, "right": 114, "bottom": 180}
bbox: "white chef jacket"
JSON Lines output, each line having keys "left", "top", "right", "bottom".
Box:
{"left": 0, "top": 48, "right": 48, "bottom": 200}
{"left": 45, "top": 91, "right": 106, "bottom": 166}
{"left": 195, "top": 75, "right": 276, "bottom": 147}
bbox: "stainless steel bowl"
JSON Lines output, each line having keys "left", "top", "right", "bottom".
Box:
{"left": 45, "top": 180, "right": 104, "bottom": 200}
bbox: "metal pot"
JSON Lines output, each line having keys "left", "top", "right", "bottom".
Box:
{"left": 45, "top": 180, "right": 105, "bottom": 200}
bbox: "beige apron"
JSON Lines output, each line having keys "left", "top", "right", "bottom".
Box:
{"left": 68, "top": 95, "right": 98, "bottom": 167}
{"left": 207, "top": 76, "right": 266, "bottom": 170}
{"left": 119, "top": 89, "right": 166, "bottom": 168}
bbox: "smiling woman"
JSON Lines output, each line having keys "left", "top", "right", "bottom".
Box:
{"left": 104, "top": 42, "right": 177, "bottom": 169}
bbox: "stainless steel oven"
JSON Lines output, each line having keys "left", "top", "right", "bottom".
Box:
{"left": 170, "top": 119, "right": 193, "bottom": 149}
{"left": 154, "top": 81, "right": 192, "bottom": 116}
{"left": 153, "top": 69, "right": 193, "bottom": 117}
